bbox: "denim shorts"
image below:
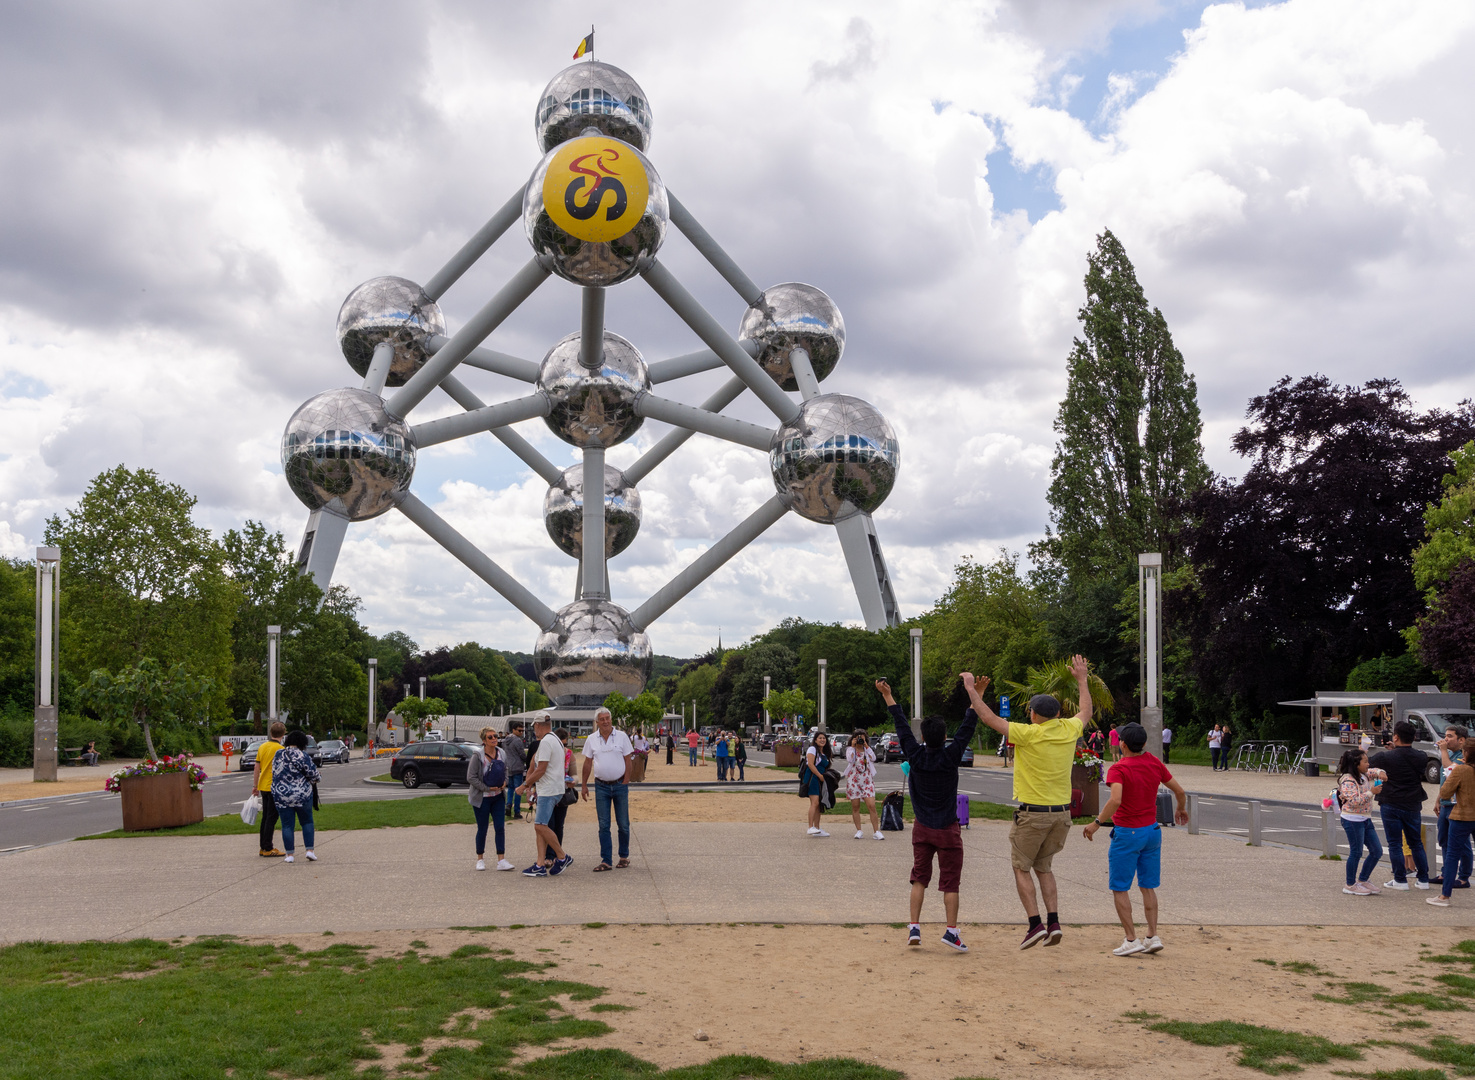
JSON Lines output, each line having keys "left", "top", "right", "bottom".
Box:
{"left": 1108, "top": 824, "right": 1162, "bottom": 892}
{"left": 534, "top": 794, "right": 559, "bottom": 826}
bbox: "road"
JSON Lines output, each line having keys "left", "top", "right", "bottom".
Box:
{"left": 1, "top": 747, "right": 1437, "bottom": 863}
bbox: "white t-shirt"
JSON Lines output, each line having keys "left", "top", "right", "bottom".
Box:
{"left": 533, "top": 733, "right": 566, "bottom": 797}
{"left": 1162, "top": 727, "right": 1173, "bottom": 744}
{"left": 1208, "top": 730, "right": 1221, "bottom": 748}
{"left": 583, "top": 729, "right": 634, "bottom": 782}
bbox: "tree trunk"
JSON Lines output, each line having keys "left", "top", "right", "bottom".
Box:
{"left": 142, "top": 721, "right": 157, "bottom": 761}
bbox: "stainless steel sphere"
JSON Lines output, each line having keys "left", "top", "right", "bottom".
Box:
{"left": 544, "top": 463, "right": 642, "bottom": 560}
{"left": 281, "top": 388, "right": 415, "bottom": 521}
{"left": 335, "top": 276, "right": 446, "bottom": 387}
{"left": 737, "top": 282, "right": 845, "bottom": 392}
{"left": 769, "top": 394, "right": 899, "bottom": 524}
{"left": 538, "top": 330, "right": 649, "bottom": 448}
{"left": 534, "top": 599, "right": 653, "bottom": 707}
{"left": 523, "top": 134, "right": 668, "bottom": 287}
{"left": 535, "top": 61, "right": 653, "bottom": 153}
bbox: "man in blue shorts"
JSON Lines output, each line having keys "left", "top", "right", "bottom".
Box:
{"left": 1083, "top": 722, "right": 1187, "bottom": 957}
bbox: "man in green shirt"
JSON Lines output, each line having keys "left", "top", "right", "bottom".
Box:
{"left": 962, "top": 655, "right": 1092, "bottom": 950}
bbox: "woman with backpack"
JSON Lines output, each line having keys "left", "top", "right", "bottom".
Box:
{"left": 844, "top": 729, "right": 883, "bottom": 840}
{"left": 803, "top": 731, "right": 833, "bottom": 837}
{"left": 271, "top": 730, "right": 320, "bottom": 864}
{"left": 469, "top": 727, "right": 513, "bottom": 872}
{"left": 1335, "top": 746, "right": 1387, "bottom": 896}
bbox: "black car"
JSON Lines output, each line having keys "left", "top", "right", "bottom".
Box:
{"left": 317, "top": 739, "right": 350, "bottom": 765}
{"left": 876, "top": 732, "right": 903, "bottom": 763}
{"left": 391, "top": 741, "right": 473, "bottom": 789}
{"left": 959, "top": 745, "right": 975, "bottom": 767}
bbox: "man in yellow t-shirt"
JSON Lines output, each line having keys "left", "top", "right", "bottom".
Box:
{"left": 962, "top": 654, "right": 1093, "bottom": 950}
{"left": 253, "top": 721, "right": 287, "bottom": 858}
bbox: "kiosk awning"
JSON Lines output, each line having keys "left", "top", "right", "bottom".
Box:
{"left": 1279, "top": 694, "right": 1395, "bottom": 708}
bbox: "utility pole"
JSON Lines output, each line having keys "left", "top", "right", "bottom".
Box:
{"left": 817, "top": 659, "right": 827, "bottom": 733}
{"left": 33, "top": 547, "right": 60, "bottom": 781}
{"left": 267, "top": 625, "right": 282, "bottom": 727}
{"left": 367, "top": 658, "right": 377, "bottom": 753}
{"left": 909, "top": 627, "right": 924, "bottom": 740}
{"left": 763, "top": 675, "right": 771, "bottom": 733}
{"left": 1139, "top": 553, "right": 1164, "bottom": 758}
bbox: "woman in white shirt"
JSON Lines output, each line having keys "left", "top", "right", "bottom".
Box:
{"left": 844, "top": 729, "right": 883, "bottom": 840}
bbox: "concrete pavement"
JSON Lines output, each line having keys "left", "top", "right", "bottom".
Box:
{"left": 4, "top": 818, "right": 1466, "bottom": 942}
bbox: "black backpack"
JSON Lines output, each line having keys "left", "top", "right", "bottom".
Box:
{"left": 881, "top": 790, "right": 905, "bottom": 832}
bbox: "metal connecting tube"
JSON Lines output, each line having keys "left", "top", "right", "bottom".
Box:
{"left": 579, "top": 287, "right": 605, "bottom": 369}
{"left": 624, "top": 376, "right": 747, "bottom": 484}
{"left": 424, "top": 335, "right": 540, "bottom": 382}
{"left": 666, "top": 191, "right": 763, "bottom": 306}
{"left": 438, "top": 375, "right": 564, "bottom": 486}
{"left": 363, "top": 341, "right": 395, "bottom": 396}
{"left": 647, "top": 339, "right": 760, "bottom": 384}
{"left": 411, "top": 393, "right": 549, "bottom": 448}
{"left": 422, "top": 183, "right": 528, "bottom": 301}
{"left": 787, "top": 346, "right": 822, "bottom": 400}
{"left": 581, "top": 444, "right": 607, "bottom": 599}
{"left": 634, "top": 393, "right": 776, "bottom": 452}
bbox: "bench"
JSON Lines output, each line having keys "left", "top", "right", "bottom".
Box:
{"left": 61, "top": 747, "right": 86, "bottom": 766}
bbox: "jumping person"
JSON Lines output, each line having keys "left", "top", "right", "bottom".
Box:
{"left": 1082, "top": 722, "right": 1187, "bottom": 955}
{"left": 878, "top": 678, "right": 977, "bottom": 952}
{"left": 961, "top": 656, "right": 1093, "bottom": 949}
{"left": 515, "top": 716, "right": 571, "bottom": 877}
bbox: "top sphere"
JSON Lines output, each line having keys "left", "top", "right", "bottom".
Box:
{"left": 281, "top": 388, "right": 416, "bottom": 521}
{"left": 737, "top": 282, "right": 845, "bottom": 393}
{"left": 769, "top": 394, "right": 899, "bottom": 524}
{"left": 336, "top": 276, "right": 446, "bottom": 387}
{"left": 535, "top": 61, "right": 653, "bottom": 153}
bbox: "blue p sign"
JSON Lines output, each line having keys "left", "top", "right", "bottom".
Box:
{"left": 999, "top": 696, "right": 1011, "bottom": 718}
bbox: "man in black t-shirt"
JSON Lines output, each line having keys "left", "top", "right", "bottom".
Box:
{"left": 1369, "top": 719, "right": 1432, "bottom": 890}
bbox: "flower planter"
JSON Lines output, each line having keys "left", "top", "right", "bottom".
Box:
{"left": 629, "top": 753, "right": 648, "bottom": 783}
{"left": 773, "top": 744, "right": 802, "bottom": 767}
{"left": 120, "top": 771, "right": 205, "bottom": 831}
{"left": 1070, "top": 764, "right": 1101, "bottom": 818}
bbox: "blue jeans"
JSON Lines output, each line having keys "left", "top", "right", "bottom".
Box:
{"left": 594, "top": 779, "right": 631, "bottom": 865}
{"left": 1340, "top": 817, "right": 1383, "bottom": 886}
{"left": 508, "top": 773, "right": 525, "bottom": 817}
{"left": 716, "top": 757, "right": 728, "bottom": 780}
{"left": 279, "top": 802, "right": 314, "bottom": 853}
{"left": 734, "top": 759, "right": 744, "bottom": 780}
{"left": 1443, "top": 819, "right": 1475, "bottom": 898}
{"left": 474, "top": 792, "right": 506, "bottom": 857}
{"left": 689, "top": 747, "right": 698, "bottom": 765}
{"left": 1437, "top": 804, "right": 1474, "bottom": 882}
{"left": 1380, "top": 805, "right": 1429, "bottom": 883}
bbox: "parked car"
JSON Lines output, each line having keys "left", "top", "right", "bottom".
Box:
{"left": 390, "top": 740, "right": 474, "bottom": 789}
{"left": 876, "top": 732, "right": 903, "bottom": 762}
{"left": 317, "top": 739, "right": 350, "bottom": 765}
{"left": 300, "top": 736, "right": 322, "bottom": 766}
{"left": 237, "top": 738, "right": 267, "bottom": 771}
{"left": 959, "top": 745, "right": 975, "bottom": 767}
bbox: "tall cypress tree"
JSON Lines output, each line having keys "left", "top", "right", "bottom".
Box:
{"left": 1041, "top": 230, "right": 1208, "bottom": 578}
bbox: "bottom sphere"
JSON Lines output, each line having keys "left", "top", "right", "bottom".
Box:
{"left": 534, "top": 599, "right": 653, "bottom": 707}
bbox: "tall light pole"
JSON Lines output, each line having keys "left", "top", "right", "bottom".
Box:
{"left": 452, "top": 684, "right": 461, "bottom": 741}
{"left": 763, "top": 675, "right": 771, "bottom": 733}
{"left": 1139, "top": 553, "right": 1164, "bottom": 758}
{"left": 419, "top": 676, "right": 426, "bottom": 700}
{"left": 817, "top": 659, "right": 827, "bottom": 734}
{"left": 367, "top": 658, "right": 377, "bottom": 753}
{"left": 267, "top": 625, "right": 281, "bottom": 727}
{"left": 33, "top": 547, "right": 60, "bottom": 782}
{"left": 909, "top": 627, "right": 923, "bottom": 739}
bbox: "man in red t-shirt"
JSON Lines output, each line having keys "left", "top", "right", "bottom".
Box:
{"left": 1083, "top": 721, "right": 1188, "bottom": 957}
{"left": 686, "top": 729, "right": 700, "bottom": 766}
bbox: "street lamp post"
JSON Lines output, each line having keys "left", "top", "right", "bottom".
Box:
{"left": 1139, "top": 553, "right": 1164, "bottom": 758}
{"left": 267, "top": 625, "right": 281, "bottom": 727}
{"left": 419, "top": 676, "right": 426, "bottom": 700}
{"left": 367, "top": 658, "right": 377, "bottom": 754}
{"left": 33, "top": 547, "right": 60, "bottom": 782}
{"left": 909, "top": 627, "right": 923, "bottom": 740}
{"left": 452, "top": 684, "right": 461, "bottom": 741}
{"left": 763, "top": 675, "right": 771, "bottom": 733}
{"left": 817, "top": 659, "right": 827, "bottom": 734}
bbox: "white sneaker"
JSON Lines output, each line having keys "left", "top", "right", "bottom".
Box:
{"left": 1414, "top": 880, "right": 1431, "bottom": 890}
{"left": 1428, "top": 894, "right": 1451, "bottom": 907}
{"left": 1113, "top": 938, "right": 1146, "bottom": 957}
{"left": 1144, "top": 935, "right": 1164, "bottom": 954}
{"left": 1385, "top": 879, "right": 1411, "bottom": 891}
{"left": 476, "top": 859, "right": 486, "bottom": 871}
{"left": 283, "top": 854, "right": 294, "bottom": 864}
{"left": 854, "top": 829, "right": 865, "bottom": 839}
{"left": 304, "top": 851, "right": 317, "bottom": 862}
{"left": 496, "top": 859, "right": 515, "bottom": 871}
{"left": 874, "top": 831, "right": 885, "bottom": 840}
{"left": 807, "top": 827, "right": 821, "bottom": 835}
{"left": 815, "top": 829, "right": 830, "bottom": 837}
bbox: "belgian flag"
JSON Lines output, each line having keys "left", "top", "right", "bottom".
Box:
{"left": 573, "top": 30, "right": 593, "bottom": 59}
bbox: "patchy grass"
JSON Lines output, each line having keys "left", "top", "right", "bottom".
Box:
{"left": 1282, "top": 961, "right": 1329, "bottom": 976}
{"left": 78, "top": 793, "right": 477, "bottom": 839}
{"left": 1146, "top": 1019, "right": 1362, "bottom": 1074}
{"left": 1403, "top": 1037, "right": 1475, "bottom": 1076}
{"left": 1316, "top": 981, "right": 1469, "bottom": 1012}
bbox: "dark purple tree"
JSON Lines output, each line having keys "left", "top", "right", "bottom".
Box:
{"left": 1180, "top": 376, "right": 1475, "bottom": 728}
{"left": 1418, "top": 558, "right": 1475, "bottom": 693}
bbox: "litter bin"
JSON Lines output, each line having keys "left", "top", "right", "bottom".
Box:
{"left": 1303, "top": 760, "right": 1320, "bottom": 777}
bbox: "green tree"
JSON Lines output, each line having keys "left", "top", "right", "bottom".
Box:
{"left": 429, "top": 669, "right": 492, "bottom": 715}
{"left": 602, "top": 691, "right": 663, "bottom": 730}
{"left": 726, "top": 643, "right": 796, "bottom": 730}
{"left": 394, "top": 696, "right": 449, "bottom": 736}
{"left": 1039, "top": 230, "right": 1209, "bottom": 578}
{"left": 279, "top": 586, "right": 372, "bottom": 735}
{"left": 795, "top": 625, "right": 907, "bottom": 730}
{"left": 1001, "top": 659, "right": 1113, "bottom": 725}
{"left": 1412, "top": 441, "right": 1475, "bottom": 601}
{"left": 0, "top": 559, "right": 35, "bottom": 712}
{"left": 765, "top": 686, "right": 815, "bottom": 726}
{"left": 80, "top": 658, "right": 215, "bottom": 759}
{"left": 46, "top": 467, "right": 236, "bottom": 721}
{"left": 666, "top": 661, "right": 720, "bottom": 726}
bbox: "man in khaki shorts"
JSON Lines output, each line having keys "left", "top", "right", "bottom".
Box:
{"left": 962, "top": 654, "right": 1092, "bottom": 949}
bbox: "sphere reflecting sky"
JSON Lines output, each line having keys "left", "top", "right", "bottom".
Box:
{"left": 282, "top": 388, "right": 415, "bottom": 521}
{"left": 738, "top": 282, "right": 845, "bottom": 392}
{"left": 534, "top": 599, "right": 653, "bottom": 706}
{"left": 544, "top": 463, "right": 641, "bottom": 559}
{"left": 535, "top": 61, "right": 653, "bottom": 153}
{"left": 770, "top": 394, "right": 899, "bottom": 524}
{"left": 335, "top": 276, "right": 445, "bottom": 387}
{"left": 538, "top": 330, "right": 649, "bottom": 448}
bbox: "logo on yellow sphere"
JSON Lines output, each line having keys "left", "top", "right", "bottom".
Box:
{"left": 542, "top": 136, "right": 650, "bottom": 244}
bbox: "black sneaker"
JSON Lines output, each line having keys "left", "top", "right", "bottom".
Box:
{"left": 1045, "top": 921, "right": 1063, "bottom": 946}
{"left": 1020, "top": 923, "right": 1049, "bottom": 950}
{"left": 522, "top": 863, "right": 548, "bottom": 877}
{"left": 550, "top": 855, "right": 573, "bottom": 876}
{"left": 907, "top": 925, "right": 921, "bottom": 946}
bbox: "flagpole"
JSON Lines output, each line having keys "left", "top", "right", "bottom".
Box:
{"left": 588, "top": 24, "right": 594, "bottom": 61}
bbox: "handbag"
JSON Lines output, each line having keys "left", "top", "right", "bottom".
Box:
{"left": 559, "top": 784, "right": 579, "bottom": 808}
{"left": 312, "top": 781, "right": 320, "bottom": 810}
{"left": 240, "top": 792, "right": 261, "bottom": 825}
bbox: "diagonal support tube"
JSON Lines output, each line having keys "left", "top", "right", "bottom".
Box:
{"left": 635, "top": 393, "right": 776, "bottom": 452}
{"left": 422, "top": 183, "right": 528, "bottom": 300}
{"left": 667, "top": 191, "right": 763, "bottom": 306}
{"left": 647, "top": 340, "right": 759, "bottom": 384}
{"left": 388, "top": 258, "right": 550, "bottom": 420}
{"left": 787, "top": 346, "right": 822, "bottom": 400}
{"left": 642, "top": 259, "right": 800, "bottom": 425}
{"left": 425, "top": 335, "right": 540, "bottom": 382}
{"left": 625, "top": 376, "right": 747, "bottom": 484}
{"left": 411, "top": 393, "right": 549, "bottom": 448}
{"left": 397, "top": 492, "right": 557, "bottom": 630}
{"left": 631, "top": 495, "right": 789, "bottom": 629}
{"left": 363, "top": 341, "right": 396, "bottom": 396}
{"left": 439, "top": 375, "right": 565, "bottom": 485}
{"left": 579, "top": 287, "right": 605, "bottom": 369}
{"left": 581, "top": 444, "right": 607, "bottom": 599}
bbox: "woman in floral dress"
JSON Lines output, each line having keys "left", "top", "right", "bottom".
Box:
{"left": 271, "top": 730, "right": 321, "bottom": 864}
{"left": 845, "top": 729, "right": 883, "bottom": 840}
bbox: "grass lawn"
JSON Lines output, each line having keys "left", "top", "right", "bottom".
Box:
{"left": 0, "top": 937, "right": 902, "bottom": 1080}
{"left": 78, "top": 794, "right": 477, "bottom": 839}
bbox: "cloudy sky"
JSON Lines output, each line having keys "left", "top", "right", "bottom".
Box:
{"left": 1, "top": 0, "right": 1471, "bottom": 658}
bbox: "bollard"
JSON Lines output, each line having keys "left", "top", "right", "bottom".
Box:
{"left": 1188, "top": 793, "right": 1200, "bottom": 835}
{"left": 1249, "top": 800, "right": 1263, "bottom": 846}
{"left": 1321, "top": 809, "right": 1337, "bottom": 858}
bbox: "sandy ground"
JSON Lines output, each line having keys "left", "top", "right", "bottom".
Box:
{"left": 239, "top": 923, "right": 1475, "bottom": 1080}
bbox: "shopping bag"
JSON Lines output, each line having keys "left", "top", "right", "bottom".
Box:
{"left": 240, "top": 792, "right": 261, "bottom": 826}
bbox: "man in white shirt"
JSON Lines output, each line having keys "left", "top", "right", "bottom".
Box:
{"left": 1162, "top": 726, "right": 1173, "bottom": 764}
{"left": 582, "top": 708, "right": 635, "bottom": 871}
{"left": 515, "top": 715, "right": 571, "bottom": 877}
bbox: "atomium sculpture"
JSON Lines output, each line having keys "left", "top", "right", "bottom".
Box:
{"left": 283, "top": 59, "right": 902, "bottom": 710}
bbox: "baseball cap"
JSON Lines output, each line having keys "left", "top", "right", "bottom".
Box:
{"left": 1028, "top": 694, "right": 1060, "bottom": 719}
{"left": 1120, "top": 722, "right": 1147, "bottom": 752}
